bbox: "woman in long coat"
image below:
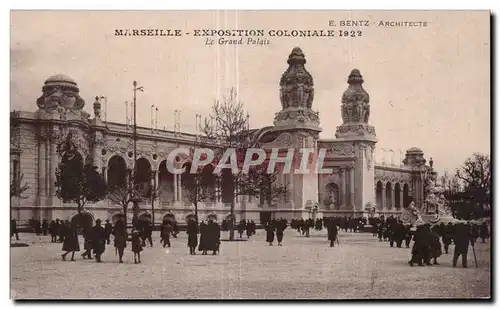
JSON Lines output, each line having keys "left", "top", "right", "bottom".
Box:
{"left": 276, "top": 222, "right": 285, "bottom": 246}
{"left": 198, "top": 221, "right": 208, "bottom": 255}
{"left": 112, "top": 219, "right": 127, "bottom": 263}
{"left": 186, "top": 219, "right": 198, "bottom": 255}
{"left": 61, "top": 221, "right": 80, "bottom": 261}
{"left": 265, "top": 222, "right": 275, "bottom": 246}
{"left": 81, "top": 226, "right": 93, "bottom": 259}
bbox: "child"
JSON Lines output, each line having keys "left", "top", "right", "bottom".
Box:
{"left": 131, "top": 229, "right": 143, "bottom": 264}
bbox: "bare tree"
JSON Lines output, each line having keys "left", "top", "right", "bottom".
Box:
{"left": 107, "top": 173, "right": 144, "bottom": 227}
{"left": 179, "top": 159, "right": 217, "bottom": 224}
{"left": 200, "top": 88, "right": 288, "bottom": 240}
{"left": 456, "top": 153, "right": 491, "bottom": 208}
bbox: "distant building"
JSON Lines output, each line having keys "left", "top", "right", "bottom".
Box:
{"left": 10, "top": 48, "right": 432, "bottom": 226}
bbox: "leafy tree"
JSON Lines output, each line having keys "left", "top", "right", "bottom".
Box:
{"left": 200, "top": 88, "right": 289, "bottom": 240}
{"left": 55, "top": 149, "right": 107, "bottom": 214}
{"left": 10, "top": 172, "right": 30, "bottom": 199}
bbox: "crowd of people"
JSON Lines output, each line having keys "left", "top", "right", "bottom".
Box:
{"left": 369, "top": 215, "right": 490, "bottom": 268}
{"left": 11, "top": 213, "right": 490, "bottom": 268}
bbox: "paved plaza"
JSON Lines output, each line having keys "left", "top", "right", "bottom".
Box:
{"left": 11, "top": 229, "right": 491, "bottom": 299}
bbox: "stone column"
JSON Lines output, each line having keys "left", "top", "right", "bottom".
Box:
{"left": 349, "top": 167, "right": 355, "bottom": 210}
{"left": 102, "top": 167, "right": 108, "bottom": 184}
{"left": 49, "top": 141, "right": 58, "bottom": 196}
{"left": 178, "top": 174, "right": 182, "bottom": 203}
{"left": 342, "top": 168, "right": 348, "bottom": 209}
{"left": 38, "top": 140, "right": 46, "bottom": 196}
{"left": 173, "top": 174, "right": 178, "bottom": 202}
{"left": 381, "top": 185, "right": 387, "bottom": 211}
{"left": 399, "top": 187, "right": 404, "bottom": 209}
{"left": 391, "top": 185, "right": 396, "bottom": 210}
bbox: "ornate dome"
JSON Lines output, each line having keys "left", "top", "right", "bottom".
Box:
{"left": 45, "top": 74, "right": 77, "bottom": 86}
{"left": 407, "top": 147, "right": 423, "bottom": 153}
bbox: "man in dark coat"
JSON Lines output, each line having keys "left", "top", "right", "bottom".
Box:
{"left": 49, "top": 220, "right": 58, "bottom": 242}
{"left": 112, "top": 219, "right": 127, "bottom": 263}
{"left": 327, "top": 220, "right": 338, "bottom": 247}
{"left": 160, "top": 220, "right": 173, "bottom": 248}
{"left": 42, "top": 219, "right": 49, "bottom": 236}
{"left": 11, "top": 219, "right": 19, "bottom": 240}
{"left": 265, "top": 222, "right": 275, "bottom": 245}
{"left": 479, "top": 222, "right": 489, "bottom": 243}
{"left": 186, "top": 219, "right": 198, "bottom": 255}
{"left": 442, "top": 223, "right": 453, "bottom": 254}
{"left": 104, "top": 219, "right": 113, "bottom": 245}
{"left": 429, "top": 225, "right": 442, "bottom": 265}
{"left": 198, "top": 221, "right": 208, "bottom": 255}
{"left": 207, "top": 219, "right": 221, "bottom": 255}
{"left": 90, "top": 219, "right": 107, "bottom": 263}
{"left": 452, "top": 223, "right": 472, "bottom": 268}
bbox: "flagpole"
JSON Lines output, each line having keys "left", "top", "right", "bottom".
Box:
{"left": 133, "top": 81, "right": 144, "bottom": 175}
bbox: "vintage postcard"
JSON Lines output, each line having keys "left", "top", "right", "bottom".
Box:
{"left": 10, "top": 10, "right": 491, "bottom": 300}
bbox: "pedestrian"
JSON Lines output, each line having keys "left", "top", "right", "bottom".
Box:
{"left": 11, "top": 219, "right": 19, "bottom": 241}
{"left": 186, "top": 219, "right": 198, "bottom": 255}
{"left": 104, "top": 219, "right": 113, "bottom": 245}
{"left": 90, "top": 219, "right": 107, "bottom": 263}
{"left": 81, "top": 226, "right": 93, "bottom": 259}
{"left": 442, "top": 223, "right": 453, "bottom": 254}
{"left": 207, "top": 219, "right": 221, "bottom": 255}
{"left": 61, "top": 221, "right": 79, "bottom": 261}
{"left": 42, "top": 219, "right": 49, "bottom": 236}
{"left": 276, "top": 221, "right": 285, "bottom": 246}
{"left": 198, "top": 221, "right": 208, "bottom": 255}
{"left": 160, "top": 220, "right": 172, "bottom": 248}
{"left": 479, "top": 222, "right": 489, "bottom": 243}
{"left": 131, "top": 229, "right": 143, "bottom": 264}
{"left": 327, "top": 220, "right": 338, "bottom": 247}
{"left": 265, "top": 222, "right": 275, "bottom": 246}
{"left": 112, "top": 219, "right": 127, "bottom": 263}
{"left": 429, "top": 225, "right": 442, "bottom": 265}
{"left": 452, "top": 223, "right": 472, "bottom": 268}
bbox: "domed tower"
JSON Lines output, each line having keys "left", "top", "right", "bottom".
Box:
{"left": 36, "top": 74, "right": 90, "bottom": 121}
{"left": 273, "top": 47, "right": 321, "bottom": 132}
{"left": 334, "top": 69, "right": 378, "bottom": 215}
{"left": 267, "top": 48, "right": 322, "bottom": 219}
{"left": 335, "top": 69, "right": 376, "bottom": 139}
{"left": 403, "top": 147, "right": 428, "bottom": 210}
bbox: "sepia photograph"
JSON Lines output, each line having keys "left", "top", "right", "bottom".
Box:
{"left": 9, "top": 10, "right": 491, "bottom": 300}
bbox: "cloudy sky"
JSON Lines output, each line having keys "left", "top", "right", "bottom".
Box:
{"left": 10, "top": 10, "right": 490, "bottom": 175}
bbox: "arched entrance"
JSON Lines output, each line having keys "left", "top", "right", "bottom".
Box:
{"left": 70, "top": 212, "right": 94, "bottom": 230}
{"left": 163, "top": 213, "right": 176, "bottom": 223}
{"left": 385, "top": 182, "right": 392, "bottom": 209}
{"left": 394, "top": 183, "right": 401, "bottom": 209}
{"left": 403, "top": 183, "right": 410, "bottom": 208}
{"left": 158, "top": 160, "right": 175, "bottom": 203}
{"left": 206, "top": 213, "right": 218, "bottom": 221}
{"left": 324, "top": 183, "right": 340, "bottom": 210}
{"left": 200, "top": 164, "right": 216, "bottom": 202}
{"left": 221, "top": 169, "right": 234, "bottom": 204}
{"left": 107, "top": 155, "right": 127, "bottom": 190}
{"left": 181, "top": 162, "right": 194, "bottom": 203}
{"left": 111, "top": 213, "right": 125, "bottom": 224}
{"left": 185, "top": 213, "right": 196, "bottom": 222}
{"left": 376, "top": 181, "right": 384, "bottom": 210}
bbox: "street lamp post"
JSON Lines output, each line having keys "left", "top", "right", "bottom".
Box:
{"left": 131, "top": 81, "right": 144, "bottom": 228}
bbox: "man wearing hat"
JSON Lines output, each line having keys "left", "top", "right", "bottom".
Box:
{"left": 104, "top": 219, "right": 113, "bottom": 245}
{"left": 91, "top": 219, "right": 107, "bottom": 263}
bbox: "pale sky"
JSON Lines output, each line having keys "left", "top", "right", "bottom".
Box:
{"left": 10, "top": 10, "right": 490, "bottom": 175}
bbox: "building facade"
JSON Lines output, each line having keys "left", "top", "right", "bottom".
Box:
{"left": 10, "top": 47, "right": 432, "bottom": 226}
